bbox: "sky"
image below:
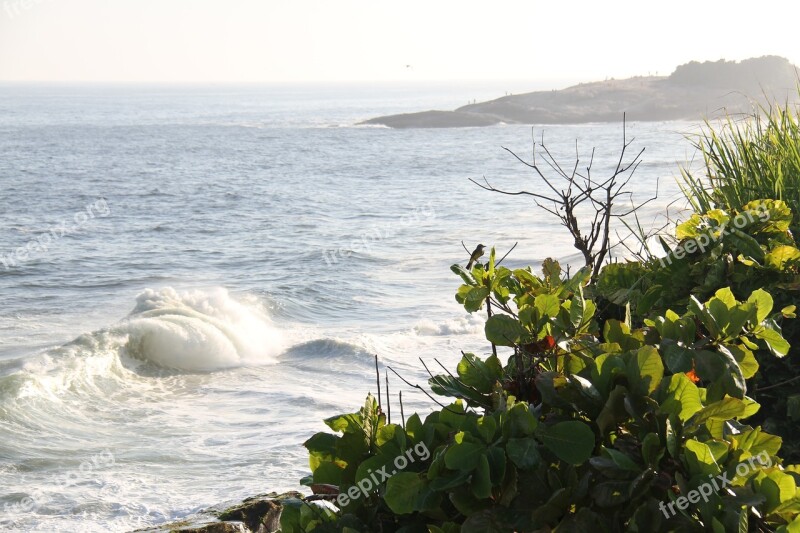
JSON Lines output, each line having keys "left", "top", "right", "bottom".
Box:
{"left": 0, "top": 0, "right": 798, "bottom": 85}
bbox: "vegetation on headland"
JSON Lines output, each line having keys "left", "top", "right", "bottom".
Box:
{"left": 275, "top": 99, "right": 800, "bottom": 532}
{"left": 362, "top": 56, "right": 799, "bottom": 128}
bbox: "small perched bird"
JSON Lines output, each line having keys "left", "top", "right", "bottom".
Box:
{"left": 466, "top": 244, "right": 486, "bottom": 269}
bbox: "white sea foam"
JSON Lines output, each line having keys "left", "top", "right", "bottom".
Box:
{"left": 119, "top": 287, "right": 286, "bottom": 372}
{"left": 413, "top": 314, "right": 484, "bottom": 336}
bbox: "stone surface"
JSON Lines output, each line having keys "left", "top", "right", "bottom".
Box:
{"left": 131, "top": 492, "right": 304, "bottom": 533}
{"left": 217, "top": 495, "right": 284, "bottom": 533}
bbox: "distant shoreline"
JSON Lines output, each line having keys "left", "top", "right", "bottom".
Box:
{"left": 361, "top": 56, "right": 800, "bottom": 128}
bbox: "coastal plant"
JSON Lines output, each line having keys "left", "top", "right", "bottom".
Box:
{"left": 284, "top": 257, "right": 800, "bottom": 532}
{"left": 680, "top": 100, "right": 800, "bottom": 235}
{"left": 597, "top": 199, "right": 800, "bottom": 463}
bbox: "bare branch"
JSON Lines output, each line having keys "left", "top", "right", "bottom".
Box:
{"left": 496, "top": 242, "right": 519, "bottom": 266}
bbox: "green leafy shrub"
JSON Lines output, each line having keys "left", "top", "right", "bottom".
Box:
{"left": 284, "top": 256, "right": 800, "bottom": 532}
{"left": 597, "top": 199, "right": 800, "bottom": 463}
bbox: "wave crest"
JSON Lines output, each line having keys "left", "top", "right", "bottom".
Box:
{"left": 119, "top": 287, "right": 285, "bottom": 371}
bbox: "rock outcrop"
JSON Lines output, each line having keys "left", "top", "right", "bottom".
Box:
{"left": 132, "top": 492, "right": 304, "bottom": 533}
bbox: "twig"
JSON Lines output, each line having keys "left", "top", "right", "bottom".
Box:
{"left": 387, "top": 366, "right": 469, "bottom": 415}
{"left": 399, "top": 391, "right": 406, "bottom": 429}
{"left": 496, "top": 242, "right": 518, "bottom": 266}
{"left": 374, "top": 354, "right": 382, "bottom": 412}
{"left": 754, "top": 374, "right": 800, "bottom": 393}
{"left": 486, "top": 297, "right": 498, "bottom": 357}
{"left": 385, "top": 370, "right": 391, "bottom": 425}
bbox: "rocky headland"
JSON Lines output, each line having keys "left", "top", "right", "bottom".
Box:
{"left": 362, "top": 56, "right": 799, "bottom": 128}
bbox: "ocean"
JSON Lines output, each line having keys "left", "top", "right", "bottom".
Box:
{"left": 0, "top": 82, "right": 697, "bottom": 532}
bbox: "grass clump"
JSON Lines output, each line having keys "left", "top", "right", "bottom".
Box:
{"left": 681, "top": 97, "right": 800, "bottom": 232}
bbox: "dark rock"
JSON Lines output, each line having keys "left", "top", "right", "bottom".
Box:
{"left": 166, "top": 521, "right": 248, "bottom": 533}
{"left": 131, "top": 492, "right": 304, "bottom": 533}
{"left": 361, "top": 110, "right": 503, "bottom": 128}
{"left": 216, "top": 492, "right": 301, "bottom": 533}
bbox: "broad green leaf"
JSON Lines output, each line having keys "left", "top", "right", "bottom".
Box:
{"left": 461, "top": 286, "right": 491, "bottom": 312}
{"left": 538, "top": 421, "right": 595, "bottom": 465}
{"left": 542, "top": 258, "right": 561, "bottom": 283}
{"left": 569, "top": 290, "right": 585, "bottom": 327}
{"left": 642, "top": 433, "right": 663, "bottom": 467}
{"left": 457, "top": 353, "right": 503, "bottom": 393}
{"left": 601, "top": 447, "right": 640, "bottom": 472}
{"left": 728, "top": 227, "right": 765, "bottom": 262}
{"left": 631, "top": 345, "right": 664, "bottom": 394}
{"left": 502, "top": 402, "right": 537, "bottom": 437}
{"left": 312, "top": 460, "right": 345, "bottom": 485}
{"left": 765, "top": 245, "right": 800, "bottom": 270}
{"left": 747, "top": 289, "right": 774, "bottom": 323}
{"left": 714, "top": 287, "right": 737, "bottom": 308}
{"left": 534, "top": 293, "right": 561, "bottom": 318}
{"left": 660, "top": 374, "right": 703, "bottom": 422}
{"left": 732, "top": 427, "right": 782, "bottom": 456}
{"left": 676, "top": 215, "right": 703, "bottom": 239}
{"left": 304, "top": 432, "right": 338, "bottom": 455}
{"left": 592, "top": 480, "right": 632, "bottom": 507}
{"left": 596, "top": 384, "right": 629, "bottom": 435}
{"left": 603, "top": 320, "right": 641, "bottom": 351}
{"left": 755, "top": 471, "right": 797, "bottom": 512}
{"left": 755, "top": 327, "right": 790, "bottom": 357}
{"left": 721, "top": 344, "right": 759, "bottom": 379}
{"left": 684, "top": 439, "right": 720, "bottom": 476}
{"left": 461, "top": 510, "right": 505, "bottom": 533}
{"left": 485, "top": 314, "right": 526, "bottom": 347}
{"left": 665, "top": 417, "right": 678, "bottom": 458}
{"left": 715, "top": 347, "right": 748, "bottom": 399}
{"left": 451, "top": 264, "right": 477, "bottom": 286}
{"left": 439, "top": 400, "right": 467, "bottom": 429}
{"left": 485, "top": 446, "right": 506, "bottom": 484}
{"left": 725, "top": 303, "right": 756, "bottom": 337}
{"left": 445, "top": 432, "right": 485, "bottom": 471}
{"left": 324, "top": 412, "right": 362, "bottom": 434}
{"left": 689, "top": 295, "right": 721, "bottom": 338}
{"left": 513, "top": 268, "right": 542, "bottom": 288}
{"left": 384, "top": 472, "right": 424, "bottom": 514}
{"left": 506, "top": 437, "right": 541, "bottom": 469}
{"left": 690, "top": 397, "right": 747, "bottom": 427}
{"left": 476, "top": 415, "right": 497, "bottom": 444}
{"left": 662, "top": 341, "right": 694, "bottom": 373}
{"left": 471, "top": 454, "right": 492, "bottom": 499}
{"left": 429, "top": 375, "right": 490, "bottom": 408}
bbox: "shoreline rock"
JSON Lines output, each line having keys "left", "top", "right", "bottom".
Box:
{"left": 132, "top": 492, "right": 303, "bottom": 533}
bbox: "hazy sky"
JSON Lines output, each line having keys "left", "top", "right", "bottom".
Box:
{"left": 0, "top": 0, "right": 798, "bottom": 84}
